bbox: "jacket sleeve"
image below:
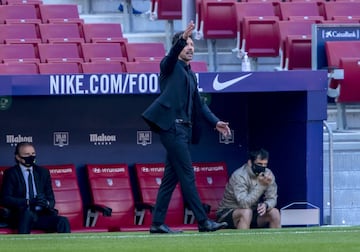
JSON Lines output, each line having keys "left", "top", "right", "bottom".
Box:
{"left": 160, "top": 37, "right": 187, "bottom": 76}
{"left": 1, "top": 168, "right": 28, "bottom": 209}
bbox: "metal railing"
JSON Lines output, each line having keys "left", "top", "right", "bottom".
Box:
{"left": 323, "top": 120, "right": 334, "bottom": 225}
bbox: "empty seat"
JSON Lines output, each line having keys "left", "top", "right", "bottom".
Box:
{"left": 86, "top": 164, "right": 136, "bottom": 231}
{"left": 81, "top": 43, "right": 127, "bottom": 62}
{"left": 279, "top": 2, "right": 324, "bottom": 21}
{"left": 82, "top": 23, "right": 127, "bottom": 43}
{"left": 0, "top": 62, "right": 39, "bottom": 74}
{"left": 124, "top": 61, "right": 160, "bottom": 73}
{"left": 190, "top": 162, "right": 228, "bottom": 221}
{"left": 338, "top": 57, "right": 360, "bottom": 103}
{"left": 199, "top": 0, "right": 237, "bottom": 39}
{"left": 325, "top": 41, "right": 360, "bottom": 94}
{"left": 277, "top": 20, "right": 314, "bottom": 69}
{"left": 125, "top": 42, "right": 165, "bottom": 62}
{"left": 234, "top": 2, "right": 278, "bottom": 56}
{"left": 323, "top": 2, "right": 360, "bottom": 21}
{"left": 0, "top": 23, "right": 40, "bottom": 44}
{"left": 0, "top": 4, "right": 41, "bottom": 24}
{"left": 44, "top": 164, "right": 108, "bottom": 232}
{"left": 38, "top": 62, "right": 82, "bottom": 74}
{"left": 241, "top": 17, "right": 280, "bottom": 57}
{"left": 38, "top": 43, "right": 83, "bottom": 63}
{"left": 325, "top": 41, "right": 360, "bottom": 69}
{"left": 151, "top": 0, "right": 182, "bottom": 20}
{"left": 39, "top": 23, "right": 84, "bottom": 44}
{"left": 38, "top": 4, "right": 83, "bottom": 24}
{"left": 81, "top": 61, "right": 126, "bottom": 74}
{"left": 0, "top": 44, "right": 39, "bottom": 63}
{"left": 134, "top": 163, "right": 186, "bottom": 227}
{"left": 284, "top": 35, "right": 312, "bottom": 70}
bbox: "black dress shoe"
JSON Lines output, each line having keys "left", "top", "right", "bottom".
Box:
{"left": 198, "top": 220, "right": 228, "bottom": 232}
{"left": 149, "top": 224, "right": 183, "bottom": 234}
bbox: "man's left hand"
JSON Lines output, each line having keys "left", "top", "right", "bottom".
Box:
{"left": 216, "top": 121, "right": 231, "bottom": 137}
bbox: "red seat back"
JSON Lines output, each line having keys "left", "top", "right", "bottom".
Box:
{"left": 156, "top": 0, "right": 182, "bottom": 20}
{"left": 125, "top": 42, "right": 165, "bottom": 62}
{"left": 38, "top": 43, "right": 83, "bottom": 63}
{"left": 86, "top": 164, "right": 135, "bottom": 230}
{"left": 38, "top": 62, "right": 82, "bottom": 74}
{"left": 0, "top": 62, "right": 39, "bottom": 74}
{"left": 38, "top": 4, "right": 83, "bottom": 24}
{"left": 82, "top": 23, "right": 126, "bottom": 43}
{"left": 81, "top": 61, "right": 126, "bottom": 74}
{"left": 192, "top": 162, "right": 228, "bottom": 220}
{"left": 45, "top": 164, "right": 84, "bottom": 230}
{"left": 124, "top": 61, "right": 160, "bottom": 73}
{"left": 285, "top": 35, "right": 312, "bottom": 70}
{"left": 81, "top": 43, "right": 127, "bottom": 63}
{"left": 323, "top": 2, "right": 360, "bottom": 21}
{"left": 134, "top": 163, "right": 185, "bottom": 226}
{"left": 201, "top": 0, "right": 237, "bottom": 39}
{"left": 338, "top": 57, "right": 360, "bottom": 103}
{"left": 0, "top": 44, "right": 39, "bottom": 63}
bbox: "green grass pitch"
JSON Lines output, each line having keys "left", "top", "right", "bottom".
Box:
{"left": 0, "top": 226, "right": 359, "bottom": 252}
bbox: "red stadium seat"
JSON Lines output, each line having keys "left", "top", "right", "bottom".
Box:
{"left": 241, "top": 17, "right": 280, "bottom": 58}
{"left": 0, "top": 62, "right": 39, "bottom": 74}
{"left": 190, "top": 60, "right": 208, "bottom": 72}
{"left": 0, "top": 166, "right": 13, "bottom": 234}
{"left": 39, "top": 23, "right": 84, "bottom": 44}
{"left": 0, "top": 23, "right": 41, "bottom": 44}
{"left": 44, "top": 164, "right": 108, "bottom": 232}
{"left": 199, "top": 0, "right": 237, "bottom": 39}
{"left": 38, "top": 62, "right": 82, "bottom": 74}
{"left": 86, "top": 164, "right": 136, "bottom": 231}
{"left": 38, "top": 43, "right": 83, "bottom": 63}
{"left": 151, "top": 0, "right": 182, "bottom": 20}
{"left": 279, "top": 2, "right": 324, "bottom": 21}
{"left": 234, "top": 2, "right": 278, "bottom": 56}
{"left": 338, "top": 57, "right": 360, "bottom": 103}
{"left": 81, "top": 61, "right": 126, "bottom": 74}
{"left": 323, "top": 2, "right": 360, "bottom": 21}
{"left": 325, "top": 41, "right": 360, "bottom": 104}
{"left": 0, "top": 44, "right": 39, "bottom": 63}
{"left": 124, "top": 61, "right": 160, "bottom": 73}
{"left": 190, "top": 162, "right": 228, "bottom": 221}
{"left": 82, "top": 23, "right": 127, "bottom": 43}
{"left": 134, "top": 163, "right": 188, "bottom": 228}
{"left": 0, "top": 4, "right": 41, "bottom": 24}
{"left": 125, "top": 42, "right": 165, "bottom": 62}
{"left": 284, "top": 35, "right": 312, "bottom": 70}
{"left": 277, "top": 20, "right": 314, "bottom": 70}
{"left": 38, "top": 4, "right": 83, "bottom": 24}
{"left": 325, "top": 41, "right": 360, "bottom": 70}
{"left": 81, "top": 43, "right": 127, "bottom": 63}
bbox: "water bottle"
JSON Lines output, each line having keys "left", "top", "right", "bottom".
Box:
{"left": 241, "top": 52, "right": 251, "bottom": 72}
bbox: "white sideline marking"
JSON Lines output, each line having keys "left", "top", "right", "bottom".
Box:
{"left": 0, "top": 228, "right": 359, "bottom": 241}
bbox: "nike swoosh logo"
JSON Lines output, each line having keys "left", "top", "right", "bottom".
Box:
{"left": 212, "top": 73, "right": 252, "bottom": 91}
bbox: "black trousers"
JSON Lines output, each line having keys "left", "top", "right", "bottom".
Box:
{"left": 152, "top": 123, "right": 208, "bottom": 225}
{"left": 14, "top": 208, "right": 70, "bottom": 234}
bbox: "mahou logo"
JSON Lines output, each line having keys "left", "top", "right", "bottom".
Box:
{"left": 89, "top": 133, "right": 117, "bottom": 145}
{"left": 6, "top": 134, "right": 33, "bottom": 146}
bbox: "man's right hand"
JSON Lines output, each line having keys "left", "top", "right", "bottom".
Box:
{"left": 257, "top": 172, "right": 273, "bottom": 186}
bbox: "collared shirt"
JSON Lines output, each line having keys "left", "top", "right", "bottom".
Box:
{"left": 177, "top": 60, "right": 196, "bottom": 122}
{"left": 20, "top": 164, "right": 37, "bottom": 199}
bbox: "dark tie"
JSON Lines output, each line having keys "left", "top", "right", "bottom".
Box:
{"left": 27, "top": 169, "right": 35, "bottom": 200}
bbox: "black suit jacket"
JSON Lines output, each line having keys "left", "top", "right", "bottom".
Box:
{"left": 142, "top": 37, "right": 219, "bottom": 144}
{"left": 0, "top": 164, "right": 56, "bottom": 214}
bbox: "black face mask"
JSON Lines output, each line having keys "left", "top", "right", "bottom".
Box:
{"left": 252, "top": 163, "right": 265, "bottom": 176}
{"left": 20, "top": 155, "right": 36, "bottom": 167}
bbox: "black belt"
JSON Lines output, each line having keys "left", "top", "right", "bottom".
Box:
{"left": 175, "top": 119, "right": 192, "bottom": 127}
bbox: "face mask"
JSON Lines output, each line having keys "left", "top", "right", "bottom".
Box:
{"left": 20, "top": 155, "right": 36, "bottom": 167}
{"left": 252, "top": 163, "right": 265, "bottom": 176}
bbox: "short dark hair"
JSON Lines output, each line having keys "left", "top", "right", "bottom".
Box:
{"left": 14, "top": 142, "right": 34, "bottom": 155}
{"left": 172, "top": 31, "right": 193, "bottom": 46}
{"left": 248, "top": 148, "right": 269, "bottom": 163}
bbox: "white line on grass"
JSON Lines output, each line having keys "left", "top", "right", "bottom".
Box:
{"left": 0, "top": 228, "right": 359, "bottom": 241}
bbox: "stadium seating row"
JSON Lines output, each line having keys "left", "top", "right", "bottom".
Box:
{"left": 0, "top": 161, "right": 228, "bottom": 233}
{"left": 0, "top": 60, "right": 208, "bottom": 74}
{"left": 195, "top": 0, "right": 360, "bottom": 61}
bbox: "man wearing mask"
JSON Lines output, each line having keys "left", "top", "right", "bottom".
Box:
{"left": 216, "top": 148, "right": 281, "bottom": 229}
{"left": 0, "top": 142, "right": 70, "bottom": 234}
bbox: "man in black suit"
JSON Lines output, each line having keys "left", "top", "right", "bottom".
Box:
{"left": 0, "top": 142, "right": 70, "bottom": 234}
{"left": 142, "top": 21, "right": 231, "bottom": 233}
